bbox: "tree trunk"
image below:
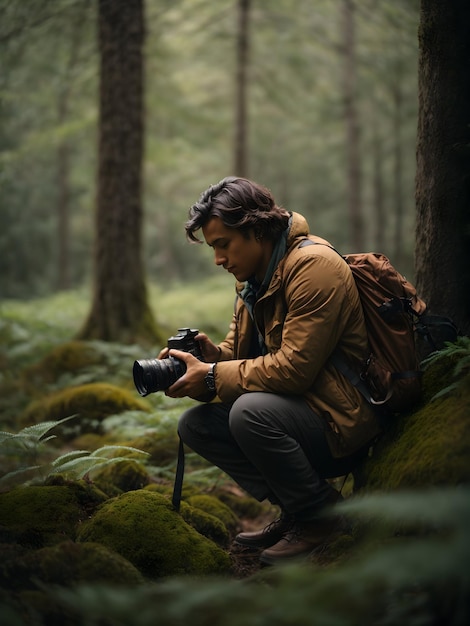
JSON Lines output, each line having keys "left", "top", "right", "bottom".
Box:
{"left": 341, "top": 0, "right": 363, "bottom": 251}
{"left": 415, "top": 0, "right": 470, "bottom": 335}
{"left": 234, "top": 0, "right": 250, "bottom": 177}
{"left": 79, "top": 0, "right": 160, "bottom": 345}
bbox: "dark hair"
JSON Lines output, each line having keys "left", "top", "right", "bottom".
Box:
{"left": 185, "top": 176, "right": 290, "bottom": 243}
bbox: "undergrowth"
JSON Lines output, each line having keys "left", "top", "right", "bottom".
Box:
{"left": 0, "top": 416, "right": 149, "bottom": 491}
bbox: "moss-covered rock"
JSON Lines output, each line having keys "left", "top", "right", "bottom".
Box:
{"left": 92, "top": 459, "right": 150, "bottom": 494}
{"left": 0, "top": 485, "right": 85, "bottom": 547}
{"left": 179, "top": 501, "right": 230, "bottom": 547}
{"left": 19, "top": 382, "right": 151, "bottom": 439}
{"left": 22, "top": 341, "right": 106, "bottom": 387}
{"left": 0, "top": 540, "right": 144, "bottom": 591}
{"left": 215, "top": 490, "right": 268, "bottom": 520}
{"left": 126, "top": 431, "right": 180, "bottom": 466}
{"left": 361, "top": 367, "right": 470, "bottom": 491}
{"left": 186, "top": 494, "right": 240, "bottom": 537}
{"left": 76, "top": 490, "right": 231, "bottom": 578}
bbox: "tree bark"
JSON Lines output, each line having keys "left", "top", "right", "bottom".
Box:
{"left": 79, "top": 0, "right": 160, "bottom": 345}
{"left": 415, "top": 0, "right": 470, "bottom": 335}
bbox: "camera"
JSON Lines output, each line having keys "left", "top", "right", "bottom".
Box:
{"left": 133, "top": 328, "right": 203, "bottom": 396}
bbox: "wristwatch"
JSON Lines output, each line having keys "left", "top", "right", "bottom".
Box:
{"left": 204, "top": 363, "right": 217, "bottom": 392}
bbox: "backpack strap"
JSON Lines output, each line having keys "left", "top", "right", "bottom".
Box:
{"left": 329, "top": 352, "right": 376, "bottom": 403}
{"left": 172, "top": 433, "right": 185, "bottom": 512}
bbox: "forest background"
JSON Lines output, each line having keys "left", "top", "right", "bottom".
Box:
{"left": 1, "top": 0, "right": 420, "bottom": 311}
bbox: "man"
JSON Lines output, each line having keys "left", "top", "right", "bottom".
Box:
{"left": 164, "top": 176, "right": 380, "bottom": 565}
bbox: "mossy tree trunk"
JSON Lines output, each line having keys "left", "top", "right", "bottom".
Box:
{"left": 79, "top": 0, "right": 161, "bottom": 345}
{"left": 415, "top": 0, "right": 470, "bottom": 335}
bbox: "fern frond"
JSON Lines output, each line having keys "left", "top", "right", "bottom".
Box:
{"left": 90, "top": 445, "right": 149, "bottom": 459}
{"left": 431, "top": 382, "right": 460, "bottom": 402}
{"left": 14, "top": 415, "right": 78, "bottom": 441}
{"left": 48, "top": 455, "right": 109, "bottom": 475}
{"left": 51, "top": 450, "right": 92, "bottom": 467}
{"left": 0, "top": 465, "right": 42, "bottom": 489}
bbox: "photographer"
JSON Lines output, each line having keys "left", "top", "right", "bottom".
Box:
{"left": 162, "top": 177, "right": 380, "bottom": 565}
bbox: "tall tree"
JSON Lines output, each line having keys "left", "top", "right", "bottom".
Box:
{"left": 341, "top": 0, "right": 363, "bottom": 251}
{"left": 79, "top": 0, "right": 160, "bottom": 345}
{"left": 234, "top": 0, "right": 251, "bottom": 177}
{"left": 415, "top": 0, "right": 470, "bottom": 335}
{"left": 56, "top": 9, "right": 85, "bottom": 291}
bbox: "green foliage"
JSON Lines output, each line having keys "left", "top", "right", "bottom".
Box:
{"left": 421, "top": 336, "right": 470, "bottom": 400}
{"left": 13, "top": 488, "right": 467, "bottom": 626}
{"left": 0, "top": 417, "right": 149, "bottom": 491}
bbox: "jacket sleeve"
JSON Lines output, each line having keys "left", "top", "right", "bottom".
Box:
{"left": 215, "top": 250, "right": 361, "bottom": 402}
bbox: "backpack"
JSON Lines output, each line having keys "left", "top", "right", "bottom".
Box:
{"left": 299, "top": 242, "right": 459, "bottom": 413}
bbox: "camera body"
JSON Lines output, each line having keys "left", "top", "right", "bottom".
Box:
{"left": 133, "top": 328, "right": 203, "bottom": 396}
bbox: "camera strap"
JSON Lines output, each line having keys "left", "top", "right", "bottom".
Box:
{"left": 172, "top": 433, "right": 185, "bottom": 511}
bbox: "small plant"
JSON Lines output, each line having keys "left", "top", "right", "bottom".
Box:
{"left": 422, "top": 336, "right": 470, "bottom": 400}
{"left": 0, "top": 416, "right": 148, "bottom": 491}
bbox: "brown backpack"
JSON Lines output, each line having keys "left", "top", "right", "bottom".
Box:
{"left": 299, "top": 243, "right": 458, "bottom": 413}
{"left": 340, "top": 253, "right": 426, "bottom": 412}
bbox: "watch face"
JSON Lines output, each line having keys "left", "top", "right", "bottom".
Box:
{"left": 205, "top": 365, "right": 216, "bottom": 391}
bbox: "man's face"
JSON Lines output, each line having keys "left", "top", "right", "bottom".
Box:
{"left": 202, "top": 217, "right": 273, "bottom": 283}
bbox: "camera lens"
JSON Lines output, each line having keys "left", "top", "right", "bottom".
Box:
{"left": 133, "top": 357, "right": 186, "bottom": 396}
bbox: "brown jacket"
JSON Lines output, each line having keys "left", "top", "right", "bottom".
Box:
{"left": 214, "top": 212, "right": 381, "bottom": 457}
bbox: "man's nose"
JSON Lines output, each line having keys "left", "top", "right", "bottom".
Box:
{"left": 214, "top": 251, "right": 227, "bottom": 266}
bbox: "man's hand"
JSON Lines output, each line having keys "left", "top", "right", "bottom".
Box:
{"left": 195, "top": 332, "right": 221, "bottom": 362}
{"left": 164, "top": 349, "right": 212, "bottom": 399}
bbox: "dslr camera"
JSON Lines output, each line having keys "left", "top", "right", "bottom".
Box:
{"left": 133, "top": 328, "right": 203, "bottom": 396}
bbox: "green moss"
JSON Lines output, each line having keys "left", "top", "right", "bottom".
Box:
{"left": 362, "top": 371, "right": 470, "bottom": 491}
{"left": 186, "top": 494, "right": 240, "bottom": 536}
{"left": 22, "top": 341, "right": 105, "bottom": 386}
{"left": 19, "top": 382, "right": 151, "bottom": 439}
{"left": 92, "top": 459, "right": 150, "bottom": 493}
{"left": 0, "top": 540, "right": 144, "bottom": 591}
{"left": 0, "top": 485, "right": 85, "bottom": 547}
{"left": 180, "top": 501, "right": 230, "bottom": 547}
{"left": 421, "top": 351, "right": 463, "bottom": 404}
{"left": 76, "top": 490, "right": 231, "bottom": 578}
{"left": 125, "top": 431, "right": 179, "bottom": 465}
{"left": 214, "top": 490, "right": 267, "bottom": 520}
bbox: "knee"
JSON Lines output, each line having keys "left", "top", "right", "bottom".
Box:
{"left": 229, "top": 394, "right": 263, "bottom": 441}
{"left": 178, "top": 407, "right": 208, "bottom": 443}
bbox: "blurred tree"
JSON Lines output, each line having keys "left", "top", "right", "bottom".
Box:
{"left": 78, "top": 0, "right": 160, "bottom": 345}
{"left": 415, "top": 0, "right": 470, "bottom": 335}
{"left": 234, "top": 0, "right": 251, "bottom": 177}
{"left": 56, "top": 9, "right": 86, "bottom": 291}
{"left": 341, "top": 0, "right": 363, "bottom": 251}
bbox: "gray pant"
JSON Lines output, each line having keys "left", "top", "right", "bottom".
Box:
{"left": 178, "top": 392, "right": 368, "bottom": 521}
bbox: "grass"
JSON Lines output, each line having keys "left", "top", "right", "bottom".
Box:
{"left": 0, "top": 274, "right": 235, "bottom": 349}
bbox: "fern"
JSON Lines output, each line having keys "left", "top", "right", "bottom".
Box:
{"left": 421, "top": 336, "right": 470, "bottom": 401}
{"left": 0, "top": 417, "right": 149, "bottom": 488}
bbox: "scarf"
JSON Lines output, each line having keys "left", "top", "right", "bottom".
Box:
{"left": 239, "top": 216, "right": 291, "bottom": 355}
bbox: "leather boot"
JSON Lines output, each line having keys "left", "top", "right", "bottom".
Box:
{"left": 260, "top": 506, "right": 347, "bottom": 565}
{"left": 234, "top": 514, "right": 294, "bottom": 549}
